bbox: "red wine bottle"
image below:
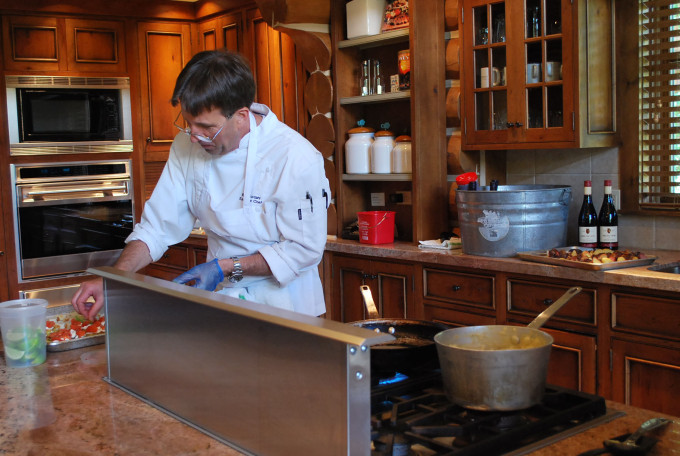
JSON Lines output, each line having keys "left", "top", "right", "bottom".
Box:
{"left": 578, "top": 180, "right": 598, "bottom": 248}
{"left": 598, "top": 180, "right": 618, "bottom": 249}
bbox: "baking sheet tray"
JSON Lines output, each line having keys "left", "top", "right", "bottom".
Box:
{"left": 46, "top": 304, "right": 105, "bottom": 352}
{"left": 517, "top": 246, "right": 656, "bottom": 271}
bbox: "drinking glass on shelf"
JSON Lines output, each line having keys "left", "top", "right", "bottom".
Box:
{"left": 372, "top": 60, "right": 385, "bottom": 95}
{"left": 359, "top": 59, "right": 371, "bottom": 96}
{"left": 477, "top": 25, "right": 489, "bottom": 45}
{"left": 493, "top": 17, "right": 505, "bottom": 43}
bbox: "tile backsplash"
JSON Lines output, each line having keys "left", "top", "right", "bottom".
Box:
{"left": 505, "top": 147, "right": 680, "bottom": 251}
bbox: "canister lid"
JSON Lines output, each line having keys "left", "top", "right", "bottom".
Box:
{"left": 395, "top": 135, "right": 411, "bottom": 142}
{"left": 374, "top": 130, "right": 394, "bottom": 138}
{"left": 348, "top": 126, "right": 375, "bottom": 134}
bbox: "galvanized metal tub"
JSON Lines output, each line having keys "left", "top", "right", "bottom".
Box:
{"left": 455, "top": 185, "right": 571, "bottom": 257}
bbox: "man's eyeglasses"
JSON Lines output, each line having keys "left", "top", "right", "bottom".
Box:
{"left": 173, "top": 112, "right": 228, "bottom": 143}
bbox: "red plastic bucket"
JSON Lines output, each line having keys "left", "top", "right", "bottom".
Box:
{"left": 357, "top": 211, "right": 396, "bottom": 244}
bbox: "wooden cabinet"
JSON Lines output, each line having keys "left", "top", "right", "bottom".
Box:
{"left": 506, "top": 279, "right": 597, "bottom": 331}
{"left": 330, "top": 1, "right": 447, "bottom": 243}
{"left": 423, "top": 267, "right": 495, "bottom": 313}
{"left": 422, "top": 267, "right": 496, "bottom": 327}
{"left": 141, "top": 238, "right": 207, "bottom": 281}
{"left": 136, "top": 21, "right": 192, "bottom": 165}
{"left": 542, "top": 327, "right": 597, "bottom": 394}
{"left": 504, "top": 277, "right": 598, "bottom": 393}
{"left": 460, "top": 0, "right": 615, "bottom": 149}
{"left": 2, "top": 15, "right": 126, "bottom": 74}
{"left": 330, "top": 254, "right": 415, "bottom": 322}
{"left": 198, "top": 12, "right": 243, "bottom": 53}
{"left": 609, "top": 289, "right": 680, "bottom": 416}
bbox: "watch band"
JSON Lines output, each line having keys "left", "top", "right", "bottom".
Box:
{"left": 228, "top": 257, "right": 244, "bottom": 283}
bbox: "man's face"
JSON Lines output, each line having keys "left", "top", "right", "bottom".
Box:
{"left": 180, "top": 106, "right": 247, "bottom": 156}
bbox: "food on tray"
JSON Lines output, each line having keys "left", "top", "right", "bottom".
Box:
{"left": 547, "top": 248, "right": 647, "bottom": 264}
{"left": 46, "top": 312, "right": 105, "bottom": 343}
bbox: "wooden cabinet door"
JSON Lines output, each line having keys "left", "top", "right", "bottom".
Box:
{"left": 2, "top": 15, "right": 64, "bottom": 72}
{"left": 245, "top": 8, "right": 302, "bottom": 131}
{"left": 331, "top": 255, "right": 414, "bottom": 323}
{"left": 137, "top": 21, "right": 192, "bottom": 163}
{"left": 64, "top": 18, "right": 127, "bottom": 73}
{"left": 198, "top": 12, "right": 243, "bottom": 53}
{"left": 542, "top": 327, "right": 597, "bottom": 394}
{"left": 461, "top": 0, "right": 576, "bottom": 148}
{"left": 610, "top": 338, "right": 680, "bottom": 416}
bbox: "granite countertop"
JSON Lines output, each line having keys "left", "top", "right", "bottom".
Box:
{"left": 326, "top": 239, "right": 680, "bottom": 293}
{"left": 1, "top": 345, "right": 678, "bottom": 455}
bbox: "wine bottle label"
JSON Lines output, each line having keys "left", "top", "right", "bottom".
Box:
{"left": 599, "top": 225, "right": 618, "bottom": 243}
{"left": 579, "top": 226, "right": 597, "bottom": 244}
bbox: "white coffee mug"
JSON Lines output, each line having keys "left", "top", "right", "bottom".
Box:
{"left": 480, "top": 67, "right": 501, "bottom": 88}
{"left": 526, "top": 63, "right": 541, "bottom": 84}
{"left": 501, "top": 67, "right": 507, "bottom": 86}
{"left": 545, "top": 61, "right": 562, "bottom": 82}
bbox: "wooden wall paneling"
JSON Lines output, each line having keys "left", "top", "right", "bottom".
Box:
{"left": 198, "top": 18, "right": 218, "bottom": 51}
{"left": 65, "top": 18, "right": 127, "bottom": 73}
{"left": 137, "top": 21, "right": 192, "bottom": 162}
{"left": 280, "top": 31, "right": 299, "bottom": 131}
{"left": 221, "top": 12, "right": 243, "bottom": 52}
{"left": 2, "top": 15, "right": 64, "bottom": 72}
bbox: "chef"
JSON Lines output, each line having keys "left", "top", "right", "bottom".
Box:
{"left": 72, "top": 49, "right": 330, "bottom": 319}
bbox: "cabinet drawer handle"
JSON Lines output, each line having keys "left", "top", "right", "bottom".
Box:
{"left": 361, "top": 273, "right": 377, "bottom": 280}
{"left": 452, "top": 285, "right": 461, "bottom": 292}
{"left": 543, "top": 298, "right": 554, "bottom": 305}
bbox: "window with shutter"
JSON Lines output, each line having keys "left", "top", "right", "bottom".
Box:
{"left": 639, "top": 1, "right": 680, "bottom": 210}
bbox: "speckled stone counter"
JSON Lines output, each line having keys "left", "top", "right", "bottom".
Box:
{"left": 326, "top": 239, "right": 680, "bottom": 293}
{"left": 0, "top": 345, "right": 242, "bottom": 456}
{"left": 1, "top": 344, "right": 678, "bottom": 455}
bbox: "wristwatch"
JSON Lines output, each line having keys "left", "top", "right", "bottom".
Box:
{"left": 228, "top": 257, "right": 243, "bottom": 283}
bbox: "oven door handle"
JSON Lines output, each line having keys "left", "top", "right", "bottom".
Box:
{"left": 26, "top": 184, "right": 128, "bottom": 197}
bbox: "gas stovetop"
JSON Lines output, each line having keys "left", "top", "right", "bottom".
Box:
{"left": 370, "top": 371, "right": 619, "bottom": 456}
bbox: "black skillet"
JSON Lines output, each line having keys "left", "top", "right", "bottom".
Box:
{"left": 349, "top": 285, "right": 449, "bottom": 376}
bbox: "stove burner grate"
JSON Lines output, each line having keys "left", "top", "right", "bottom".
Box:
{"left": 371, "top": 373, "right": 607, "bottom": 456}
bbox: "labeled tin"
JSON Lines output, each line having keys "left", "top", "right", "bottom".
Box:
{"left": 398, "top": 49, "right": 410, "bottom": 90}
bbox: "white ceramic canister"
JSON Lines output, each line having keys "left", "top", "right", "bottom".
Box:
{"left": 345, "top": 125, "right": 374, "bottom": 174}
{"left": 371, "top": 129, "right": 395, "bottom": 174}
{"left": 391, "top": 135, "right": 412, "bottom": 173}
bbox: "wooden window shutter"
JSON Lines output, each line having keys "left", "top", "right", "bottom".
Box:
{"left": 639, "top": 0, "right": 680, "bottom": 209}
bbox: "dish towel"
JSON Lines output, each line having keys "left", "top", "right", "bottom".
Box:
{"left": 418, "top": 237, "right": 463, "bottom": 250}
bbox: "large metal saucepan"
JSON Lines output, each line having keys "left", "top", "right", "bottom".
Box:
{"left": 350, "top": 285, "right": 448, "bottom": 376}
{"left": 435, "top": 286, "right": 581, "bottom": 411}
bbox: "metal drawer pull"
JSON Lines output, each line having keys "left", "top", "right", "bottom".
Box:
{"left": 452, "top": 285, "right": 461, "bottom": 291}
{"left": 27, "top": 185, "right": 128, "bottom": 196}
{"left": 543, "top": 298, "right": 554, "bottom": 305}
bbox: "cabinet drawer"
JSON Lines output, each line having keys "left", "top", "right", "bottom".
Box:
{"left": 613, "top": 291, "right": 680, "bottom": 341}
{"left": 156, "top": 245, "right": 190, "bottom": 269}
{"left": 424, "top": 302, "right": 495, "bottom": 328}
{"left": 507, "top": 280, "right": 596, "bottom": 327}
{"left": 423, "top": 269, "right": 494, "bottom": 310}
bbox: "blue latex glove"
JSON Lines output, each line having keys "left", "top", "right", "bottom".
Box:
{"left": 173, "top": 259, "right": 224, "bottom": 291}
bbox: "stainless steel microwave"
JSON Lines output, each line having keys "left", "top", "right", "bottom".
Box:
{"left": 5, "top": 75, "right": 133, "bottom": 155}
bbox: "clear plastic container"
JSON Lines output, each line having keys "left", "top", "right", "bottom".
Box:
{"left": 0, "top": 299, "right": 48, "bottom": 367}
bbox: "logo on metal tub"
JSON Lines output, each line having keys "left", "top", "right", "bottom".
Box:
{"left": 477, "top": 210, "right": 510, "bottom": 242}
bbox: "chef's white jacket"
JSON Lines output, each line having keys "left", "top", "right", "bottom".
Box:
{"left": 127, "top": 103, "right": 330, "bottom": 316}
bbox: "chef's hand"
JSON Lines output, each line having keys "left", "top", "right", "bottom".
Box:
{"left": 173, "top": 259, "right": 224, "bottom": 291}
{"left": 72, "top": 278, "right": 104, "bottom": 321}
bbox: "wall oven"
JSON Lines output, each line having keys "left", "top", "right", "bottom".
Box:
{"left": 11, "top": 160, "right": 134, "bottom": 281}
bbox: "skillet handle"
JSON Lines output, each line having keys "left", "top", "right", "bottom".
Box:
{"left": 360, "top": 285, "right": 380, "bottom": 319}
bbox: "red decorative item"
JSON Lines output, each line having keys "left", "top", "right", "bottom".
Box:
{"left": 382, "top": 0, "right": 409, "bottom": 32}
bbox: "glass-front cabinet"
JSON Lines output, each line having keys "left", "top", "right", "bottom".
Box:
{"left": 461, "top": 0, "right": 580, "bottom": 148}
